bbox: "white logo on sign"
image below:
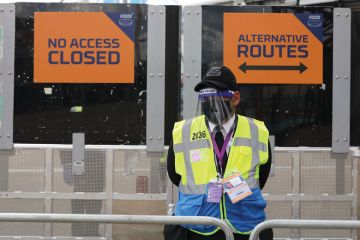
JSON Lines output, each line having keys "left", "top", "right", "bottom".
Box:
{"left": 307, "top": 15, "right": 321, "bottom": 27}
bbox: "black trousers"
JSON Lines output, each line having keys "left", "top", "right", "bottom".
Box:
{"left": 164, "top": 224, "right": 273, "bottom": 240}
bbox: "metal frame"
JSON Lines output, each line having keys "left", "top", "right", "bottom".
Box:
{"left": 0, "top": 237, "right": 101, "bottom": 240}
{"left": 0, "top": 192, "right": 168, "bottom": 201}
{"left": 44, "top": 149, "right": 52, "bottom": 238}
{"left": 146, "top": 5, "right": 166, "bottom": 153}
{"left": 299, "top": 0, "right": 338, "bottom": 5}
{"left": 265, "top": 147, "right": 358, "bottom": 240}
{"left": 0, "top": 145, "right": 357, "bottom": 239}
{"left": 105, "top": 149, "right": 114, "bottom": 238}
{"left": 0, "top": 4, "right": 15, "bottom": 149}
{"left": 72, "top": 133, "right": 85, "bottom": 175}
{"left": 264, "top": 195, "right": 354, "bottom": 201}
{"left": 351, "top": 151, "right": 358, "bottom": 239}
{"left": 14, "top": 143, "right": 148, "bottom": 150}
{"left": 182, "top": 6, "right": 202, "bottom": 120}
{"left": 250, "top": 219, "right": 360, "bottom": 240}
{"left": 291, "top": 152, "right": 301, "bottom": 239}
{"left": 181, "top": 6, "right": 352, "bottom": 154}
{"left": 332, "top": 8, "right": 351, "bottom": 154}
{"left": 0, "top": 213, "right": 235, "bottom": 240}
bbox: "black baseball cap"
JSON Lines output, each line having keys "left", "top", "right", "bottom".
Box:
{"left": 194, "top": 66, "right": 238, "bottom": 92}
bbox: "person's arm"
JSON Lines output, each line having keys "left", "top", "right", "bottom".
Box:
{"left": 259, "top": 141, "right": 272, "bottom": 189}
{"left": 167, "top": 140, "right": 181, "bottom": 186}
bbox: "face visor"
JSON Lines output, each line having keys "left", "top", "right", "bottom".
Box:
{"left": 196, "top": 88, "right": 235, "bottom": 125}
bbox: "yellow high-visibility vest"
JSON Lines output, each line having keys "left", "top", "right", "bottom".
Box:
{"left": 173, "top": 114, "right": 269, "bottom": 234}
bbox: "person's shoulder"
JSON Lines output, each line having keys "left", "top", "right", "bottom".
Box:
{"left": 237, "top": 114, "right": 264, "bottom": 123}
{"left": 236, "top": 114, "right": 268, "bottom": 131}
{"left": 172, "top": 116, "right": 205, "bottom": 133}
{"left": 174, "top": 116, "right": 203, "bottom": 125}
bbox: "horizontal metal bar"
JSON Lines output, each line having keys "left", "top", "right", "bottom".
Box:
{"left": 264, "top": 194, "right": 355, "bottom": 201}
{"left": 0, "top": 192, "right": 167, "bottom": 200}
{"left": 250, "top": 219, "right": 360, "bottom": 240}
{"left": 0, "top": 237, "right": 105, "bottom": 240}
{"left": 17, "top": 168, "right": 151, "bottom": 173}
{"left": 274, "top": 147, "right": 332, "bottom": 152}
{"left": 0, "top": 192, "right": 354, "bottom": 202}
{"left": 0, "top": 192, "right": 108, "bottom": 200}
{"left": 0, "top": 213, "right": 234, "bottom": 240}
{"left": 112, "top": 193, "right": 167, "bottom": 200}
{"left": 14, "top": 144, "right": 148, "bottom": 150}
{"left": 11, "top": 144, "right": 358, "bottom": 155}
{"left": 10, "top": 145, "right": 335, "bottom": 152}
{"left": 299, "top": 0, "right": 338, "bottom": 5}
{"left": 275, "top": 147, "right": 359, "bottom": 153}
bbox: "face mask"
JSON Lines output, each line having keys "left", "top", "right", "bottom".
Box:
{"left": 196, "top": 88, "right": 235, "bottom": 125}
{"left": 201, "top": 99, "right": 232, "bottom": 125}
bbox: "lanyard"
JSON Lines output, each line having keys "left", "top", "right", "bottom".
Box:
{"left": 211, "top": 128, "right": 233, "bottom": 176}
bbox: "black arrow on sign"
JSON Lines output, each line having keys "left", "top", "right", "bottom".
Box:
{"left": 239, "top": 62, "right": 308, "bottom": 74}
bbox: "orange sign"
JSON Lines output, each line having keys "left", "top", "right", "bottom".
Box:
{"left": 34, "top": 12, "right": 135, "bottom": 83}
{"left": 224, "top": 13, "right": 323, "bottom": 84}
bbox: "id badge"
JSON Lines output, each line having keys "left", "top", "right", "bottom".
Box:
{"left": 223, "top": 173, "right": 252, "bottom": 204}
{"left": 207, "top": 180, "right": 223, "bottom": 203}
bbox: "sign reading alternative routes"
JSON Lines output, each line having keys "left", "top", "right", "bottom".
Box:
{"left": 34, "top": 12, "right": 135, "bottom": 83}
{"left": 224, "top": 13, "right": 323, "bottom": 84}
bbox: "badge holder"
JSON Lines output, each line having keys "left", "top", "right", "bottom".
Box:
{"left": 223, "top": 173, "right": 252, "bottom": 204}
{"left": 207, "top": 179, "right": 223, "bottom": 203}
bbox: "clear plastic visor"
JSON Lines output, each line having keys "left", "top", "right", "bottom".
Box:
{"left": 196, "top": 88, "right": 234, "bottom": 125}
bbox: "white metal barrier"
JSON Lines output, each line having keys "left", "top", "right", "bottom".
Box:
{"left": 249, "top": 219, "right": 360, "bottom": 240}
{"left": 0, "top": 213, "right": 234, "bottom": 240}
{"left": 0, "top": 145, "right": 358, "bottom": 239}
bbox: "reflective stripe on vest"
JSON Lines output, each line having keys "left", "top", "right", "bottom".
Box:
{"left": 230, "top": 117, "right": 268, "bottom": 188}
{"left": 174, "top": 118, "right": 210, "bottom": 194}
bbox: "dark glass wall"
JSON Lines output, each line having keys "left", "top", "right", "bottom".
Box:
{"left": 350, "top": 8, "right": 360, "bottom": 146}
{"left": 165, "top": 6, "right": 181, "bottom": 145}
{"left": 14, "top": 3, "right": 180, "bottom": 145}
{"left": 202, "top": 6, "right": 333, "bottom": 147}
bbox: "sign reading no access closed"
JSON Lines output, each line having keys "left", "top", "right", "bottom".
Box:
{"left": 224, "top": 13, "right": 323, "bottom": 84}
{"left": 34, "top": 12, "right": 135, "bottom": 83}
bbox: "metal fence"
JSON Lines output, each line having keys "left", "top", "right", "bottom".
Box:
{"left": 262, "top": 147, "right": 358, "bottom": 239}
{"left": 249, "top": 219, "right": 360, "bottom": 240}
{"left": 0, "top": 145, "right": 358, "bottom": 239}
{"left": 0, "top": 213, "right": 234, "bottom": 240}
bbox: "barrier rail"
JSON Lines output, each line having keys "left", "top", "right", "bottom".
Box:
{"left": 249, "top": 219, "right": 360, "bottom": 240}
{"left": 0, "top": 146, "right": 357, "bottom": 238}
{"left": 0, "top": 213, "right": 234, "bottom": 240}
